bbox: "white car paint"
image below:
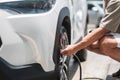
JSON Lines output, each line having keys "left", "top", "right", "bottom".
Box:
{"left": 0, "top": 0, "right": 87, "bottom": 72}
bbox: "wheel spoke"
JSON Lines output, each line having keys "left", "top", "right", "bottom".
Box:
{"left": 59, "top": 27, "right": 70, "bottom": 80}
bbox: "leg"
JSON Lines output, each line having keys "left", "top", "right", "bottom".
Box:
{"left": 99, "top": 35, "right": 120, "bottom": 78}
{"left": 86, "top": 40, "right": 106, "bottom": 55}
{"left": 86, "top": 34, "right": 120, "bottom": 62}
{"left": 100, "top": 35, "right": 120, "bottom": 62}
{"left": 86, "top": 34, "right": 120, "bottom": 78}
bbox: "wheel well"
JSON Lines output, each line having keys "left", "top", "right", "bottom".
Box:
{"left": 62, "top": 16, "right": 71, "bottom": 44}
{"left": 53, "top": 7, "right": 71, "bottom": 69}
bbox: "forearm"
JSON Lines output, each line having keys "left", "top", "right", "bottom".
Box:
{"left": 73, "top": 27, "right": 110, "bottom": 52}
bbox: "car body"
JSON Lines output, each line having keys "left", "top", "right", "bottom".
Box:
{"left": 0, "top": 0, "right": 87, "bottom": 80}
{"left": 87, "top": 1, "right": 104, "bottom": 28}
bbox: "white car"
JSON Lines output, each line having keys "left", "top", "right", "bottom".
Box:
{"left": 0, "top": 0, "right": 87, "bottom": 80}
{"left": 88, "top": 1, "right": 104, "bottom": 28}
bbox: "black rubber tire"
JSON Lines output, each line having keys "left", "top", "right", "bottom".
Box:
{"left": 56, "top": 26, "right": 71, "bottom": 80}
{"left": 74, "top": 49, "right": 87, "bottom": 62}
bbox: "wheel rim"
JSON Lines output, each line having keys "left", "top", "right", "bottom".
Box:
{"left": 59, "top": 27, "right": 70, "bottom": 80}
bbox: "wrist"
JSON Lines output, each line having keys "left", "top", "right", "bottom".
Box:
{"left": 73, "top": 44, "right": 81, "bottom": 53}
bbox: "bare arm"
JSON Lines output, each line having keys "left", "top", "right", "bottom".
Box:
{"left": 61, "top": 27, "right": 110, "bottom": 55}
{"left": 74, "top": 27, "right": 110, "bottom": 51}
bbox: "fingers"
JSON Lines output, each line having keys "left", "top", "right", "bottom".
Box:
{"left": 60, "top": 49, "right": 66, "bottom": 55}
{"left": 60, "top": 46, "right": 73, "bottom": 56}
{"left": 60, "top": 45, "right": 76, "bottom": 56}
{"left": 61, "top": 48, "right": 70, "bottom": 56}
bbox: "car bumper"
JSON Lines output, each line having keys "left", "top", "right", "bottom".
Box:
{"left": 0, "top": 57, "right": 57, "bottom": 80}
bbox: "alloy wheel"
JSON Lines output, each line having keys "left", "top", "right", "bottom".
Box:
{"left": 59, "top": 27, "right": 70, "bottom": 80}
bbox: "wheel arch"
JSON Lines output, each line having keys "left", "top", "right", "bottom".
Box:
{"left": 62, "top": 16, "right": 71, "bottom": 44}
{"left": 53, "top": 7, "right": 71, "bottom": 66}
{"left": 56, "top": 7, "right": 71, "bottom": 42}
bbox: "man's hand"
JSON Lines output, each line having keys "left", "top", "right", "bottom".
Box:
{"left": 61, "top": 45, "right": 77, "bottom": 56}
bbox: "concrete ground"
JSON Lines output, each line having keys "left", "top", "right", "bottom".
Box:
{"left": 72, "top": 51, "right": 120, "bottom": 80}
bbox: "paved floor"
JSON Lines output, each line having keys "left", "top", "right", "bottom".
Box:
{"left": 72, "top": 51, "right": 120, "bottom": 80}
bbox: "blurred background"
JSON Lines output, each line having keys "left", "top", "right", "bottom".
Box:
{"left": 87, "top": 0, "right": 104, "bottom": 33}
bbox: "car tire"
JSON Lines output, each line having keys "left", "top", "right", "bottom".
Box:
{"left": 75, "top": 49, "right": 87, "bottom": 62}
{"left": 56, "top": 26, "right": 71, "bottom": 80}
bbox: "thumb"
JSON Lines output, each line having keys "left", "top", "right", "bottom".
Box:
{"left": 60, "top": 49, "right": 68, "bottom": 55}
{"left": 60, "top": 49, "right": 65, "bottom": 54}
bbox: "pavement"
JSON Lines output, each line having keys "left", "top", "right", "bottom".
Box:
{"left": 72, "top": 51, "right": 120, "bottom": 80}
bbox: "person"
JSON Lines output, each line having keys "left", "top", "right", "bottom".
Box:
{"left": 61, "top": 0, "right": 120, "bottom": 78}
